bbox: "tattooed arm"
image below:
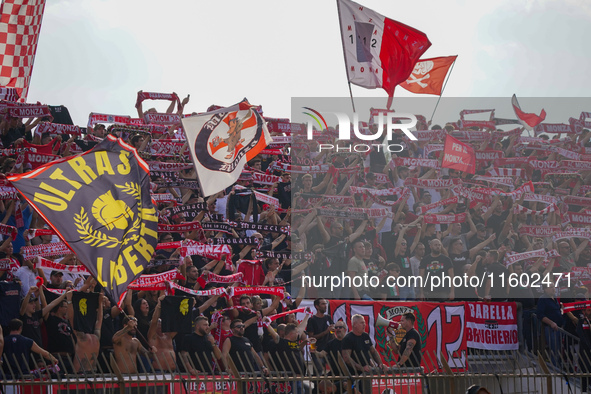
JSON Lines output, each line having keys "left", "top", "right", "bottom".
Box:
{"left": 396, "top": 339, "right": 416, "bottom": 367}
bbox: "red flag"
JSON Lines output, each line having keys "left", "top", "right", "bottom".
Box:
{"left": 338, "top": 0, "right": 431, "bottom": 100}
{"left": 399, "top": 56, "right": 457, "bottom": 95}
{"left": 512, "top": 94, "right": 546, "bottom": 131}
{"left": 0, "top": 0, "right": 47, "bottom": 102}
{"left": 442, "top": 135, "right": 476, "bottom": 174}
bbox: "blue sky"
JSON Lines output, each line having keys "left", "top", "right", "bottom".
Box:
{"left": 25, "top": 0, "right": 591, "bottom": 126}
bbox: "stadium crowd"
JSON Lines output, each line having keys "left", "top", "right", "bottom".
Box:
{"left": 0, "top": 94, "right": 591, "bottom": 392}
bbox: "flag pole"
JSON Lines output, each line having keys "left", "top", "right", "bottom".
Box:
{"left": 429, "top": 56, "right": 457, "bottom": 124}
{"left": 336, "top": 0, "right": 356, "bottom": 113}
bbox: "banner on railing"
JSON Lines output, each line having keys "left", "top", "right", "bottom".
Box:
{"left": 465, "top": 301, "right": 518, "bottom": 350}
{"left": 329, "top": 300, "right": 468, "bottom": 372}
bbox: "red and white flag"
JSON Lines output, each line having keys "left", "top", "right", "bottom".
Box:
{"left": 442, "top": 135, "right": 476, "bottom": 174}
{"left": 0, "top": 0, "right": 47, "bottom": 101}
{"left": 182, "top": 99, "right": 271, "bottom": 196}
{"left": 512, "top": 94, "right": 546, "bottom": 131}
{"left": 337, "top": 0, "right": 431, "bottom": 100}
{"left": 399, "top": 55, "right": 457, "bottom": 95}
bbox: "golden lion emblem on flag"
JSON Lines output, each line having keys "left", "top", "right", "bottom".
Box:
{"left": 79, "top": 298, "right": 87, "bottom": 316}
{"left": 74, "top": 182, "right": 142, "bottom": 248}
{"left": 179, "top": 298, "right": 189, "bottom": 316}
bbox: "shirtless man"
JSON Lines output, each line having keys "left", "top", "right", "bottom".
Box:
{"left": 72, "top": 293, "right": 103, "bottom": 373}
{"left": 112, "top": 316, "right": 156, "bottom": 373}
{"left": 147, "top": 295, "right": 178, "bottom": 372}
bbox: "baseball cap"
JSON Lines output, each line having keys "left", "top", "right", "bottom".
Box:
{"left": 50, "top": 271, "right": 63, "bottom": 277}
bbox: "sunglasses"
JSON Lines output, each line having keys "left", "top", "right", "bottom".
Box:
{"left": 234, "top": 325, "right": 245, "bottom": 329}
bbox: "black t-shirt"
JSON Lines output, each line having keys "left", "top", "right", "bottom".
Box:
{"left": 45, "top": 314, "right": 75, "bottom": 355}
{"left": 486, "top": 211, "right": 509, "bottom": 237}
{"left": 20, "top": 310, "right": 43, "bottom": 346}
{"left": 277, "top": 182, "right": 291, "bottom": 209}
{"left": 419, "top": 254, "right": 453, "bottom": 299}
{"left": 237, "top": 311, "right": 262, "bottom": 352}
{"left": 398, "top": 328, "right": 421, "bottom": 368}
{"left": 180, "top": 332, "right": 215, "bottom": 374}
{"left": 324, "top": 338, "right": 344, "bottom": 375}
{"left": 0, "top": 281, "right": 21, "bottom": 327}
{"left": 1, "top": 125, "right": 25, "bottom": 148}
{"left": 341, "top": 332, "right": 373, "bottom": 372}
{"left": 100, "top": 311, "right": 118, "bottom": 349}
{"left": 3, "top": 334, "right": 34, "bottom": 377}
{"left": 485, "top": 262, "right": 509, "bottom": 301}
{"left": 276, "top": 337, "right": 305, "bottom": 375}
{"left": 322, "top": 236, "right": 347, "bottom": 276}
{"left": 306, "top": 315, "right": 334, "bottom": 351}
{"left": 228, "top": 336, "right": 257, "bottom": 372}
{"left": 449, "top": 251, "right": 471, "bottom": 276}
{"left": 261, "top": 329, "right": 277, "bottom": 354}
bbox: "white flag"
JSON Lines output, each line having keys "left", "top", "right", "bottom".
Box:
{"left": 182, "top": 99, "right": 271, "bottom": 197}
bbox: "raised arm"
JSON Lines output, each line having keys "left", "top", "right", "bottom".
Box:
{"left": 41, "top": 290, "right": 67, "bottom": 320}
{"left": 95, "top": 293, "right": 104, "bottom": 339}
{"left": 468, "top": 234, "right": 496, "bottom": 260}
{"left": 148, "top": 295, "right": 165, "bottom": 340}
{"left": 347, "top": 220, "right": 368, "bottom": 244}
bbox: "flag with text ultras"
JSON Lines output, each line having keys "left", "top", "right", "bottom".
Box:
{"left": 8, "top": 136, "right": 158, "bottom": 304}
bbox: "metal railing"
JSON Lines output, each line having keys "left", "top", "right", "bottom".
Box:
{"left": 2, "top": 346, "right": 591, "bottom": 394}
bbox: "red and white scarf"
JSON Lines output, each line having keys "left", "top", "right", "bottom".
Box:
{"left": 564, "top": 196, "right": 591, "bottom": 207}
{"left": 518, "top": 225, "right": 561, "bottom": 237}
{"left": 135, "top": 91, "right": 180, "bottom": 109}
{"left": 504, "top": 248, "right": 559, "bottom": 266}
{"left": 552, "top": 228, "right": 591, "bottom": 242}
{"left": 35, "top": 122, "right": 81, "bottom": 136}
{"left": 87, "top": 112, "right": 132, "bottom": 128}
{"left": 128, "top": 269, "right": 184, "bottom": 287}
{"left": 235, "top": 185, "right": 280, "bottom": 208}
{"left": 144, "top": 112, "right": 182, "bottom": 125}
{"left": 205, "top": 272, "right": 244, "bottom": 284}
{"left": 21, "top": 242, "right": 71, "bottom": 259}
{"left": 349, "top": 208, "right": 392, "bottom": 219}
{"left": 252, "top": 172, "right": 281, "bottom": 185}
{"left": 7, "top": 104, "right": 52, "bottom": 120}
{"left": 349, "top": 186, "right": 405, "bottom": 197}
{"left": 423, "top": 144, "right": 444, "bottom": 158}
{"left": 418, "top": 196, "right": 459, "bottom": 215}
{"left": 486, "top": 168, "right": 523, "bottom": 178}
{"left": 36, "top": 256, "right": 89, "bottom": 274}
{"left": 423, "top": 212, "right": 467, "bottom": 224}
{"left": 513, "top": 203, "right": 557, "bottom": 216}
{"left": 148, "top": 161, "right": 193, "bottom": 171}
{"left": 0, "top": 223, "right": 17, "bottom": 240}
{"left": 229, "top": 286, "right": 285, "bottom": 298}
{"left": 392, "top": 157, "right": 440, "bottom": 169}
{"left": 264, "top": 307, "right": 311, "bottom": 326}
{"left": 404, "top": 177, "right": 462, "bottom": 190}
{"left": 181, "top": 240, "right": 232, "bottom": 261}
{"left": 521, "top": 193, "right": 559, "bottom": 205}
{"left": 473, "top": 176, "right": 514, "bottom": 188}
